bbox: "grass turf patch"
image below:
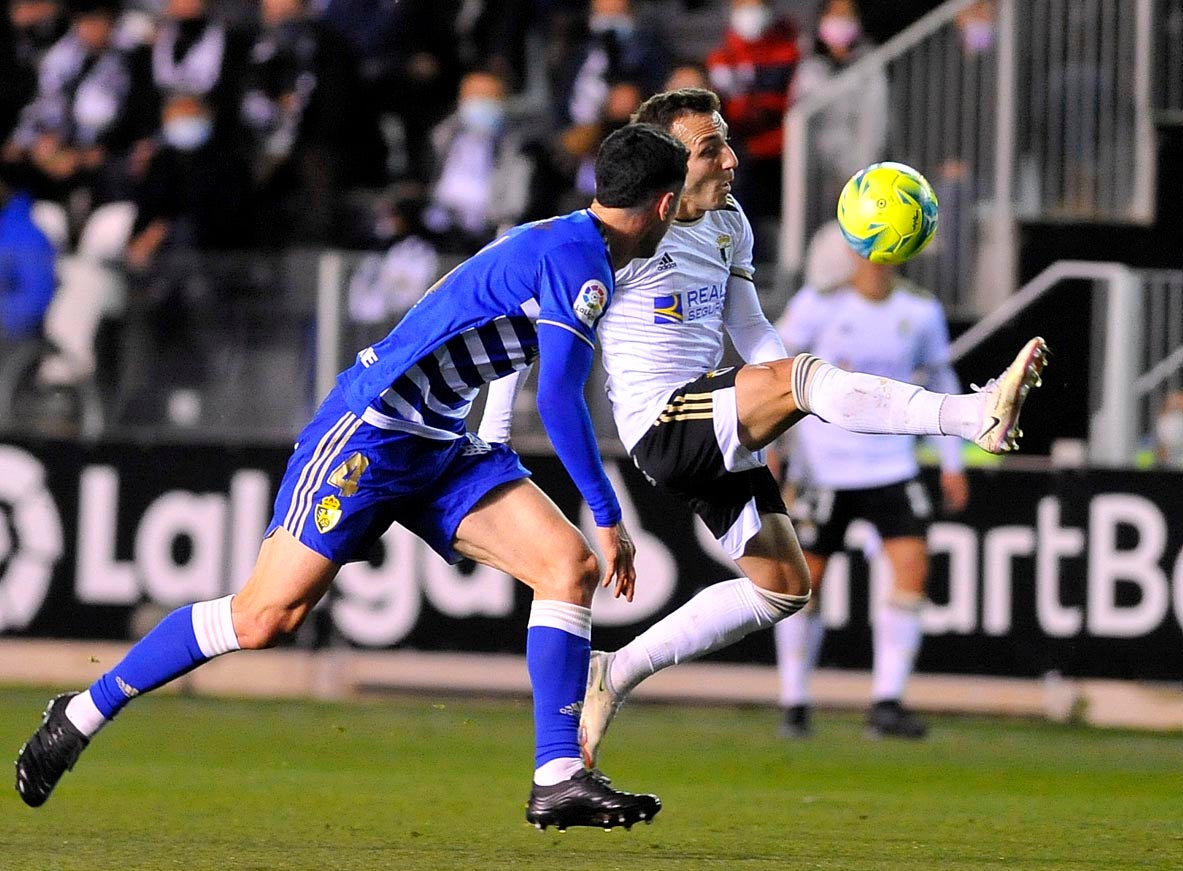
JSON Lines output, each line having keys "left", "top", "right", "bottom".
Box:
{"left": 1, "top": 686, "right": 1179, "bottom": 870}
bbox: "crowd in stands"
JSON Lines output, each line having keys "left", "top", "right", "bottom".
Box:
{"left": 1, "top": 0, "right": 892, "bottom": 422}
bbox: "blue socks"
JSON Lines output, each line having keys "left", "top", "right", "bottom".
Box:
{"left": 88, "top": 595, "right": 240, "bottom": 720}
{"left": 526, "top": 600, "right": 592, "bottom": 779}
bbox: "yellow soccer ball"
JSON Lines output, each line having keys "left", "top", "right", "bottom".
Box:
{"left": 836, "top": 161, "right": 939, "bottom": 264}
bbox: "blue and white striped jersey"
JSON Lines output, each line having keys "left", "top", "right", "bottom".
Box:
{"left": 338, "top": 210, "right": 614, "bottom": 439}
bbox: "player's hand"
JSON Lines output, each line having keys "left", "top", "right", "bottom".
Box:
{"left": 595, "top": 522, "right": 637, "bottom": 601}
{"left": 940, "top": 470, "right": 969, "bottom": 514}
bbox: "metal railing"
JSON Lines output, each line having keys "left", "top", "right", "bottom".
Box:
{"left": 1153, "top": 0, "right": 1183, "bottom": 121}
{"left": 948, "top": 260, "right": 1183, "bottom": 465}
{"left": 780, "top": 0, "right": 1159, "bottom": 318}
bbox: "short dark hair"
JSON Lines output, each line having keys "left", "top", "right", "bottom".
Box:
{"left": 594, "top": 123, "right": 689, "bottom": 208}
{"left": 632, "top": 88, "right": 722, "bottom": 132}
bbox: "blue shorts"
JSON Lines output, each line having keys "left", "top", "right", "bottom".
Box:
{"left": 266, "top": 388, "right": 531, "bottom": 564}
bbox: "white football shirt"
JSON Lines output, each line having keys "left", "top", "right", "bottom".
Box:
{"left": 599, "top": 197, "right": 774, "bottom": 451}
{"left": 777, "top": 282, "right": 963, "bottom": 489}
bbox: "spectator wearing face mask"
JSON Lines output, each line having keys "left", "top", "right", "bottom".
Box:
{"left": 423, "top": 69, "right": 538, "bottom": 254}
{"left": 36, "top": 91, "right": 253, "bottom": 391}
{"left": 706, "top": 0, "right": 801, "bottom": 221}
{"left": 932, "top": 0, "right": 995, "bottom": 302}
{"left": 126, "top": 93, "right": 254, "bottom": 272}
{"left": 789, "top": 0, "right": 887, "bottom": 212}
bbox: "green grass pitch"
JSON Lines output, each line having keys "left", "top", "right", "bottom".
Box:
{"left": 1, "top": 686, "right": 1179, "bottom": 870}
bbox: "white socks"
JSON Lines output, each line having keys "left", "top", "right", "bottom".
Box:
{"left": 608, "top": 579, "right": 809, "bottom": 696}
{"left": 793, "top": 354, "right": 982, "bottom": 440}
{"left": 533, "top": 757, "right": 584, "bottom": 786}
{"left": 65, "top": 690, "right": 108, "bottom": 738}
{"left": 871, "top": 599, "right": 924, "bottom": 702}
{"left": 773, "top": 610, "right": 826, "bottom": 707}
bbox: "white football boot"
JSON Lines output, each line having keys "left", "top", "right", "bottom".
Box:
{"left": 972, "top": 337, "right": 1050, "bottom": 453}
{"left": 578, "top": 650, "right": 624, "bottom": 770}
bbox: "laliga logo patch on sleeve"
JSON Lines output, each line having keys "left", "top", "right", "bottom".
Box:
{"left": 573, "top": 279, "right": 609, "bottom": 327}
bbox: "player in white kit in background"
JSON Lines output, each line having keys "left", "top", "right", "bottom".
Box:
{"left": 773, "top": 221, "right": 969, "bottom": 739}
{"left": 479, "top": 89, "right": 1048, "bottom": 771}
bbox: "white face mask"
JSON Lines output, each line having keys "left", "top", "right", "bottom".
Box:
{"left": 730, "top": 5, "right": 772, "bottom": 41}
{"left": 589, "top": 13, "right": 635, "bottom": 39}
{"left": 458, "top": 97, "right": 505, "bottom": 135}
{"left": 818, "top": 15, "right": 861, "bottom": 50}
{"left": 162, "top": 116, "right": 213, "bottom": 151}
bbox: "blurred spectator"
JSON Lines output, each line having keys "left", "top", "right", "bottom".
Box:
{"left": 554, "top": 78, "right": 644, "bottom": 213}
{"left": 452, "top": 0, "right": 537, "bottom": 94}
{"left": 707, "top": 0, "right": 800, "bottom": 219}
{"left": 423, "top": 69, "right": 537, "bottom": 254}
{"left": 1, "top": 0, "right": 68, "bottom": 142}
{"left": 790, "top": 0, "right": 886, "bottom": 209}
{"left": 1154, "top": 390, "right": 1183, "bottom": 469}
{"left": 0, "top": 162, "right": 56, "bottom": 344}
{"left": 664, "top": 60, "right": 709, "bottom": 92}
{"left": 126, "top": 93, "right": 254, "bottom": 272}
{"left": 115, "top": 93, "right": 256, "bottom": 426}
{"left": 348, "top": 183, "right": 440, "bottom": 332}
{"left": 150, "top": 0, "right": 246, "bottom": 125}
{"left": 240, "top": 0, "right": 384, "bottom": 247}
{"left": 317, "top": 0, "right": 458, "bottom": 182}
{"left": 933, "top": 0, "right": 995, "bottom": 300}
{"left": 554, "top": 0, "right": 667, "bottom": 127}
{"left": 4, "top": 0, "right": 158, "bottom": 233}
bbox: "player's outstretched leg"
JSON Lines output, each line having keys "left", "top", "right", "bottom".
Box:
{"left": 526, "top": 767, "right": 661, "bottom": 832}
{"left": 14, "top": 693, "right": 89, "bottom": 808}
{"left": 969, "top": 336, "right": 1050, "bottom": 453}
{"left": 791, "top": 337, "right": 1050, "bottom": 454}
{"left": 578, "top": 650, "right": 622, "bottom": 769}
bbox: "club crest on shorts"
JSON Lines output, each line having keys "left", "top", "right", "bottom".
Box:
{"left": 315, "top": 494, "right": 342, "bottom": 534}
{"left": 573, "top": 279, "right": 608, "bottom": 327}
{"left": 716, "top": 234, "right": 732, "bottom": 265}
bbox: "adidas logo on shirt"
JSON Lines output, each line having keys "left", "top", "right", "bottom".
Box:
{"left": 655, "top": 252, "right": 677, "bottom": 272}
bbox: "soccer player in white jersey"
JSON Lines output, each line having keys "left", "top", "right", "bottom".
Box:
{"left": 773, "top": 225, "right": 968, "bottom": 739}
{"left": 14, "top": 125, "right": 689, "bottom": 831}
{"left": 479, "top": 89, "right": 1047, "bottom": 770}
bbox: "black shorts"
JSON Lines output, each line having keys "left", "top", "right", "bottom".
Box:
{"left": 630, "top": 367, "right": 787, "bottom": 551}
{"left": 789, "top": 477, "right": 933, "bottom": 556}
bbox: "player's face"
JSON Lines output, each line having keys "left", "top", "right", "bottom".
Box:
{"left": 669, "top": 111, "right": 738, "bottom": 220}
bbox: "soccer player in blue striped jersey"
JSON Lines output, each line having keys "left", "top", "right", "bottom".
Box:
{"left": 14, "top": 124, "right": 688, "bottom": 832}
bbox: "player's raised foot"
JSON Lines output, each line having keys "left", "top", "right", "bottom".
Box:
{"left": 526, "top": 768, "right": 661, "bottom": 832}
{"left": 578, "top": 650, "right": 624, "bottom": 769}
{"left": 865, "top": 699, "right": 928, "bottom": 740}
{"left": 14, "top": 693, "right": 90, "bottom": 807}
{"left": 778, "top": 704, "right": 812, "bottom": 739}
{"left": 972, "top": 337, "right": 1050, "bottom": 453}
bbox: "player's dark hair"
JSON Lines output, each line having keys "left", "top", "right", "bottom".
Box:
{"left": 631, "top": 88, "right": 722, "bottom": 132}
{"left": 594, "top": 123, "right": 689, "bottom": 209}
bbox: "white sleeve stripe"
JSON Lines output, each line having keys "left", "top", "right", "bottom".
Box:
{"left": 537, "top": 319, "right": 595, "bottom": 348}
